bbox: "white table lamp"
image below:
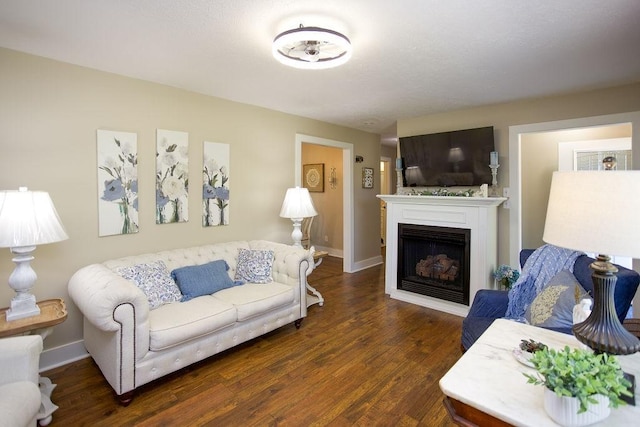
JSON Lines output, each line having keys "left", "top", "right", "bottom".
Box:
{"left": 279, "top": 187, "right": 317, "bottom": 247}
{"left": 543, "top": 171, "right": 640, "bottom": 354}
{"left": 0, "top": 187, "right": 68, "bottom": 321}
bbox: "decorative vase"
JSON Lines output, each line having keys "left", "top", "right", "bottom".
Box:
{"left": 543, "top": 388, "right": 610, "bottom": 427}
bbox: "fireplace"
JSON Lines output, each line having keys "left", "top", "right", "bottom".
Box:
{"left": 398, "top": 224, "right": 470, "bottom": 305}
{"left": 377, "top": 194, "right": 505, "bottom": 317}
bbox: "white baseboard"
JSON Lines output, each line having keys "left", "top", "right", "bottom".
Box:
{"left": 40, "top": 339, "right": 90, "bottom": 373}
{"left": 312, "top": 245, "right": 343, "bottom": 259}
{"left": 389, "top": 289, "right": 468, "bottom": 317}
{"left": 312, "top": 247, "right": 383, "bottom": 273}
{"left": 351, "top": 255, "right": 384, "bottom": 273}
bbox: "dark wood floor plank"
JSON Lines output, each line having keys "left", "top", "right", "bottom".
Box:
{"left": 43, "top": 256, "right": 462, "bottom": 426}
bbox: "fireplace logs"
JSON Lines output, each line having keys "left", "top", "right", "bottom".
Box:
{"left": 416, "top": 254, "right": 460, "bottom": 281}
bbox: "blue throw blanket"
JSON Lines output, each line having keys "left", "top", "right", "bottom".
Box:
{"left": 505, "top": 244, "right": 583, "bottom": 319}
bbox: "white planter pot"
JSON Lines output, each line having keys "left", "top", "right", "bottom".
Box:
{"left": 543, "top": 387, "right": 610, "bottom": 427}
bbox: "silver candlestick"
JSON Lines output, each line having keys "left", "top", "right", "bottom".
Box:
{"left": 489, "top": 164, "right": 499, "bottom": 196}
{"left": 396, "top": 167, "right": 404, "bottom": 193}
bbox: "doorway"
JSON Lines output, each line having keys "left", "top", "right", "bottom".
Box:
{"left": 379, "top": 157, "right": 392, "bottom": 251}
{"left": 302, "top": 143, "right": 343, "bottom": 256}
{"left": 508, "top": 111, "right": 640, "bottom": 267}
{"left": 519, "top": 124, "right": 632, "bottom": 251}
{"left": 558, "top": 136, "right": 633, "bottom": 269}
{"left": 295, "top": 134, "right": 355, "bottom": 273}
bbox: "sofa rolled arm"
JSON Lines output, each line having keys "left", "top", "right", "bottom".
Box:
{"left": 0, "top": 335, "right": 42, "bottom": 386}
{"left": 250, "top": 240, "right": 313, "bottom": 283}
{"left": 466, "top": 289, "right": 509, "bottom": 319}
{"left": 461, "top": 290, "right": 510, "bottom": 351}
{"left": 68, "top": 263, "right": 150, "bottom": 333}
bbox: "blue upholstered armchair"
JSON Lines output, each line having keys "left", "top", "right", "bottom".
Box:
{"left": 461, "top": 249, "right": 640, "bottom": 351}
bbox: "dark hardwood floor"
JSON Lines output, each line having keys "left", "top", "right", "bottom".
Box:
{"left": 43, "top": 256, "right": 463, "bottom": 426}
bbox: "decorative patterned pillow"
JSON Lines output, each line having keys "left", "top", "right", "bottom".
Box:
{"left": 234, "top": 249, "right": 274, "bottom": 283}
{"left": 524, "top": 270, "right": 591, "bottom": 329}
{"left": 171, "top": 260, "right": 241, "bottom": 302}
{"left": 116, "top": 261, "right": 182, "bottom": 310}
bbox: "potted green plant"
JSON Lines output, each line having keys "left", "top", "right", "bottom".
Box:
{"left": 524, "top": 346, "right": 632, "bottom": 426}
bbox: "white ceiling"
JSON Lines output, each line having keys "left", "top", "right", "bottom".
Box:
{"left": 1, "top": 0, "right": 639, "bottom": 139}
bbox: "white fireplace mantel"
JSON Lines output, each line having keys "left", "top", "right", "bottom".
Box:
{"left": 378, "top": 194, "right": 506, "bottom": 317}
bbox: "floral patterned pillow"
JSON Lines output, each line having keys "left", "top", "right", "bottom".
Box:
{"left": 234, "top": 249, "right": 274, "bottom": 284}
{"left": 116, "top": 260, "right": 182, "bottom": 309}
{"left": 524, "top": 270, "right": 590, "bottom": 329}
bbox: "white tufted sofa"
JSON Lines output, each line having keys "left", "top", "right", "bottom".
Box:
{"left": 68, "top": 240, "right": 314, "bottom": 404}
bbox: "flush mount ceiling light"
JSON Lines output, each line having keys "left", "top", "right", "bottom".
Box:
{"left": 272, "top": 24, "right": 352, "bottom": 70}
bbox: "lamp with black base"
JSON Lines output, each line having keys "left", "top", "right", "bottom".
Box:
{"left": 543, "top": 171, "right": 640, "bottom": 355}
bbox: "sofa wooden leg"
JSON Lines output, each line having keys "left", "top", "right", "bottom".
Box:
{"left": 117, "top": 391, "right": 135, "bottom": 406}
{"left": 294, "top": 319, "right": 303, "bottom": 329}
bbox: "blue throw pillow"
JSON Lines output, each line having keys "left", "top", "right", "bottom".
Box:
{"left": 171, "top": 260, "right": 241, "bottom": 302}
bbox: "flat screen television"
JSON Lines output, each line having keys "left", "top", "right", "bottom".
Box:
{"left": 399, "top": 126, "right": 495, "bottom": 187}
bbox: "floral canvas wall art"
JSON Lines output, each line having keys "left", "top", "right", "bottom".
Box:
{"left": 97, "top": 130, "right": 139, "bottom": 236}
{"left": 156, "top": 129, "right": 189, "bottom": 224}
{"left": 203, "top": 141, "right": 230, "bottom": 226}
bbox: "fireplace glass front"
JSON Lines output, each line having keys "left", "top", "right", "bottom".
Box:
{"left": 397, "top": 223, "right": 470, "bottom": 305}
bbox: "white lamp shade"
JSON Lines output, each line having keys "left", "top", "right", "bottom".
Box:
{"left": 0, "top": 188, "right": 69, "bottom": 248}
{"left": 543, "top": 171, "right": 640, "bottom": 258}
{"left": 405, "top": 166, "right": 424, "bottom": 186}
{"left": 279, "top": 187, "right": 318, "bottom": 219}
{"left": 448, "top": 147, "right": 465, "bottom": 163}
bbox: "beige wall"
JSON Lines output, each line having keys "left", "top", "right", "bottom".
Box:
{"left": 521, "top": 124, "right": 632, "bottom": 249}
{"left": 380, "top": 144, "right": 398, "bottom": 191}
{"left": 0, "top": 47, "right": 380, "bottom": 351}
{"left": 398, "top": 83, "right": 640, "bottom": 264}
{"left": 301, "top": 144, "right": 343, "bottom": 251}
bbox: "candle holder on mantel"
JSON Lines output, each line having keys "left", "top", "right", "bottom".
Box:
{"left": 395, "top": 158, "right": 404, "bottom": 193}
{"left": 396, "top": 168, "right": 404, "bottom": 193}
{"left": 489, "top": 163, "right": 500, "bottom": 197}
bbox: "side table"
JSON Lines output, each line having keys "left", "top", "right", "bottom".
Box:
{"left": 440, "top": 319, "right": 640, "bottom": 426}
{"left": 0, "top": 298, "right": 68, "bottom": 426}
{"left": 306, "top": 251, "right": 328, "bottom": 308}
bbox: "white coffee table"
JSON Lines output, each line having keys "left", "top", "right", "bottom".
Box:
{"left": 440, "top": 319, "right": 640, "bottom": 426}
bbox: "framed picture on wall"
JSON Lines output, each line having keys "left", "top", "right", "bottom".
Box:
{"left": 303, "top": 163, "right": 324, "bottom": 192}
{"left": 362, "top": 167, "right": 374, "bottom": 189}
{"left": 97, "top": 129, "right": 139, "bottom": 237}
